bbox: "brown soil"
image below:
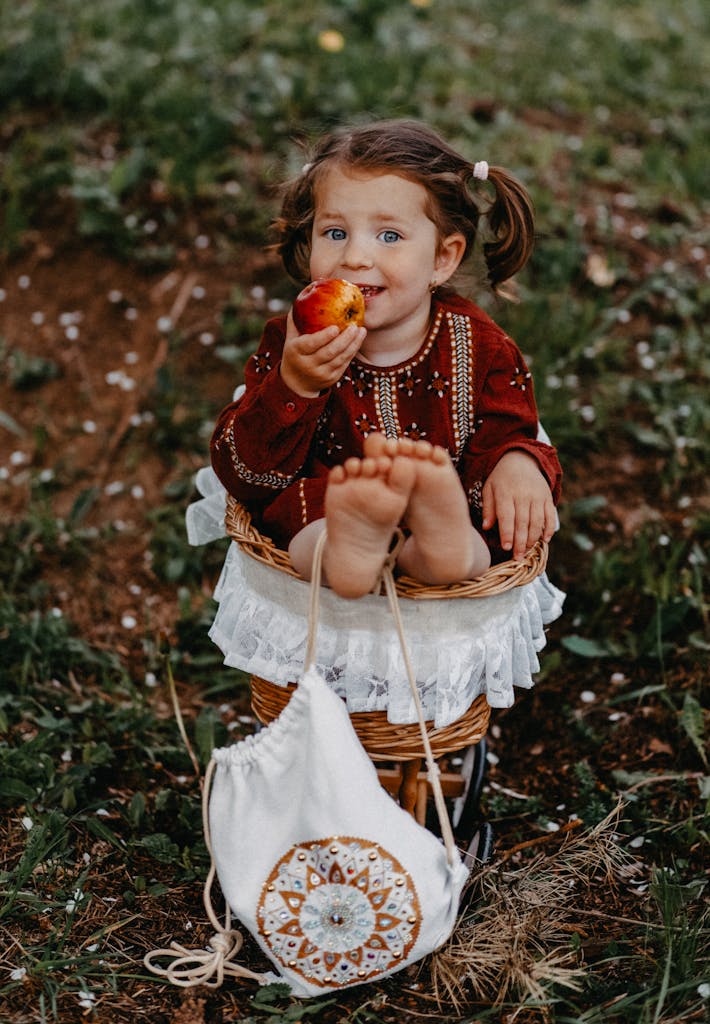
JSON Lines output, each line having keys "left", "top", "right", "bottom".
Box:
{"left": 1, "top": 224, "right": 706, "bottom": 1024}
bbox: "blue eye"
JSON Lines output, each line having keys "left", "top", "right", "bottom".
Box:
{"left": 379, "top": 230, "right": 401, "bottom": 244}
{"left": 324, "top": 228, "right": 346, "bottom": 241}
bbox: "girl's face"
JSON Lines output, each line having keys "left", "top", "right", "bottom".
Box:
{"left": 309, "top": 165, "right": 464, "bottom": 361}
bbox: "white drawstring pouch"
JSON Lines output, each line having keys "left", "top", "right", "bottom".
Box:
{"left": 146, "top": 533, "right": 469, "bottom": 996}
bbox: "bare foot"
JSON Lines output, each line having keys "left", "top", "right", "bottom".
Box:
{"left": 323, "top": 452, "right": 416, "bottom": 598}
{"left": 364, "top": 434, "right": 490, "bottom": 582}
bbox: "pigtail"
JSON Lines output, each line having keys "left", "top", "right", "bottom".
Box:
{"left": 271, "top": 172, "right": 314, "bottom": 285}
{"left": 480, "top": 167, "right": 535, "bottom": 292}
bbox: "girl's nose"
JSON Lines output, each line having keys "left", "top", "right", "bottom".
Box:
{"left": 342, "top": 236, "right": 373, "bottom": 270}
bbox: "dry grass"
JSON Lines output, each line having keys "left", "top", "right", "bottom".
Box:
{"left": 429, "top": 806, "right": 632, "bottom": 1011}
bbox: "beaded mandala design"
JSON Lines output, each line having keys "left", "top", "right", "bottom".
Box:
{"left": 257, "top": 837, "right": 421, "bottom": 987}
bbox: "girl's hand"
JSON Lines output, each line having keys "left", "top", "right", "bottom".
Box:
{"left": 481, "top": 450, "right": 557, "bottom": 560}
{"left": 280, "top": 311, "right": 366, "bottom": 397}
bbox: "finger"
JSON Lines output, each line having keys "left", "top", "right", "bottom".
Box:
{"left": 319, "top": 326, "right": 365, "bottom": 366}
{"left": 298, "top": 324, "right": 341, "bottom": 353}
{"left": 497, "top": 499, "right": 516, "bottom": 553}
{"left": 513, "top": 504, "right": 531, "bottom": 560}
{"left": 543, "top": 499, "right": 557, "bottom": 542}
{"left": 481, "top": 482, "right": 496, "bottom": 531}
{"left": 526, "top": 504, "right": 545, "bottom": 552}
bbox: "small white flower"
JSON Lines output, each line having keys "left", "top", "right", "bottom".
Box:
{"left": 96, "top": 808, "right": 110, "bottom": 817}
{"left": 39, "top": 468, "right": 54, "bottom": 483}
{"left": 10, "top": 967, "right": 27, "bottom": 981}
{"left": 640, "top": 355, "right": 656, "bottom": 370}
{"left": 143, "top": 219, "right": 158, "bottom": 234}
{"left": 83, "top": 420, "right": 97, "bottom": 434}
{"left": 616, "top": 309, "right": 631, "bottom": 323}
{"left": 192, "top": 285, "right": 206, "bottom": 299}
{"left": 580, "top": 405, "right": 595, "bottom": 423}
{"left": 145, "top": 672, "right": 157, "bottom": 687}
{"left": 121, "top": 614, "right": 137, "bottom": 630}
{"left": 250, "top": 285, "right": 266, "bottom": 300}
{"left": 21, "top": 816, "right": 33, "bottom": 831}
{"left": 698, "top": 982, "right": 710, "bottom": 999}
{"left": 86, "top": 943, "right": 99, "bottom": 952}
{"left": 629, "top": 835, "right": 645, "bottom": 848}
{"left": 61, "top": 749, "right": 72, "bottom": 763}
{"left": 125, "top": 351, "right": 139, "bottom": 364}
{"left": 580, "top": 690, "right": 596, "bottom": 703}
{"left": 18, "top": 275, "right": 31, "bottom": 289}
{"left": 10, "top": 451, "right": 27, "bottom": 466}
{"left": 611, "top": 672, "right": 626, "bottom": 684}
{"left": 658, "top": 534, "right": 670, "bottom": 546}
{"left": 119, "top": 376, "right": 136, "bottom": 391}
{"left": 77, "top": 989, "right": 95, "bottom": 1009}
{"left": 130, "top": 484, "right": 144, "bottom": 499}
{"left": 65, "top": 325, "right": 79, "bottom": 341}
{"left": 125, "top": 307, "right": 138, "bottom": 321}
{"left": 199, "top": 331, "right": 215, "bottom": 346}
{"left": 31, "top": 311, "right": 45, "bottom": 325}
{"left": 157, "top": 316, "right": 173, "bottom": 333}
{"left": 104, "top": 480, "right": 124, "bottom": 496}
{"left": 486, "top": 751, "right": 500, "bottom": 766}
{"left": 545, "top": 821, "right": 560, "bottom": 832}
{"left": 0, "top": 288, "right": 6, "bottom": 300}
{"left": 195, "top": 234, "right": 209, "bottom": 249}
{"left": 108, "top": 289, "right": 123, "bottom": 303}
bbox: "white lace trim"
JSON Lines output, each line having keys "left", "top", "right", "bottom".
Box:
{"left": 188, "top": 467, "right": 565, "bottom": 728}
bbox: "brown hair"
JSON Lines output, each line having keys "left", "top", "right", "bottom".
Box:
{"left": 272, "top": 119, "right": 535, "bottom": 293}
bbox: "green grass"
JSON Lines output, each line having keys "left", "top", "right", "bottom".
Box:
{"left": 1, "top": 1, "right": 708, "bottom": 1021}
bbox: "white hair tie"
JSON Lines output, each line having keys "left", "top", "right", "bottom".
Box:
{"left": 473, "top": 160, "right": 489, "bottom": 181}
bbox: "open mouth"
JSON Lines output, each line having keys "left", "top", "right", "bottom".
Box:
{"left": 357, "top": 285, "right": 383, "bottom": 301}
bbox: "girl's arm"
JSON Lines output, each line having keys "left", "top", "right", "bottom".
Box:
{"left": 458, "top": 331, "right": 562, "bottom": 559}
{"left": 210, "top": 317, "right": 329, "bottom": 509}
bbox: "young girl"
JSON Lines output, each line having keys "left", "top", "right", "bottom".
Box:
{"left": 211, "top": 120, "right": 562, "bottom": 599}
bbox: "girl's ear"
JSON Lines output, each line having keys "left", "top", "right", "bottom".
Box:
{"left": 435, "top": 232, "right": 466, "bottom": 283}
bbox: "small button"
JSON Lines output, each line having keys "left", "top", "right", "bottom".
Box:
{"left": 285, "top": 401, "right": 296, "bottom": 411}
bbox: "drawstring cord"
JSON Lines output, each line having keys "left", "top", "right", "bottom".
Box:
{"left": 146, "top": 526, "right": 459, "bottom": 988}
{"left": 144, "top": 754, "right": 270, "bottom": 987}
{"left": 306, "top": 529, "right": 458, "bottom": 867}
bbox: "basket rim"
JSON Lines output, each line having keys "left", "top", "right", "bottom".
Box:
{"left": 250, "top": 675, "right": 491, "bottom": 761}
{"left": 224, "top": 493, "right": 548, "bottom": 600}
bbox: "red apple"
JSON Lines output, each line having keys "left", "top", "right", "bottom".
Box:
{"left": 292, "top": 278, "right": 365, "bottom": 334}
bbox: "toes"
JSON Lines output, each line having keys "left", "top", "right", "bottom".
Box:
{"left": 412, "top": 440, "right": 434, "bottom": 460}
{"left": 363, "top": 432, "right": 388, "bottom": 457}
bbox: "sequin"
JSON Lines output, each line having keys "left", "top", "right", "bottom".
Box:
{"left": 257, "top": 837, "right": 420, "bottom": 988}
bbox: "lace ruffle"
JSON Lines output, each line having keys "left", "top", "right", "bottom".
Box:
{"left": 188, "top": 468, "right": 565, "bottom": 728}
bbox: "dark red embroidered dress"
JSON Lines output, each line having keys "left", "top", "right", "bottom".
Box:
{"left": 211, "top": 293, "right": 562, "bottom": 556}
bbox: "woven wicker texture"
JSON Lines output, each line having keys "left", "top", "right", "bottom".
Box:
{"left": 225, "top": 495, "right": 547, "bottom": 760}
{"left": 251, "top": 676, "right": 491, "bottom": 762}
{"left": 224, "top": 494, "right": 548, "bottom": 599}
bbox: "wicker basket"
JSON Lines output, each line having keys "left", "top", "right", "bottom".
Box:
{"left": 224, "top": 494, "right": 548, "bottom": 599}
{"left": 224, "top": 493, "right": 546, "bottom": 755}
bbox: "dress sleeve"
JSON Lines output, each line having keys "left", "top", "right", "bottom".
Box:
{"left": 458, "top": 330, "right": 562, "bottom": 506}
{"left": 210, "top": 317, "right": 329, "bottom": 508}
